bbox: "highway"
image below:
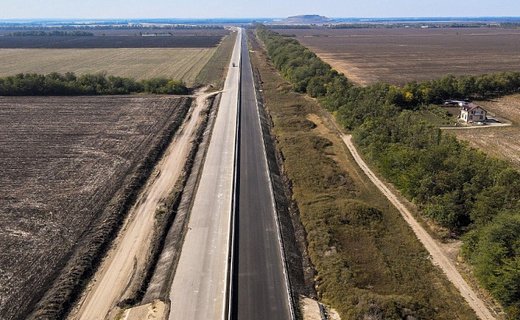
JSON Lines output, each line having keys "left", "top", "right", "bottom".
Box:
{"left": 168, "top": 28, "right": 293, "bottom": 320}
{"left": 233, "top": 30, "right": 293, "bottom": 320}
{"left": 168, "top": 28, "right": 241, "bottom": 320}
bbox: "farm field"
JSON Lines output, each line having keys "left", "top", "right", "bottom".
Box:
{"left": 277, "top": 28, "right": 520, "bottom": 85}
{"left": 0, "top": 29, "right": 232, "bottom": 86}
{"left": 0, "top": 48, "right": 217, "bottom": 85}
{"left": 0, "top": 34, "right": 225, "bottom": 48}
{"left": 453, "top": 94, "right": 520, "bottom": 169}
{"left": 0, "top": 28, "right": 229, "bottom": 37}
{"left": 0, "top": 96, "right": 190, "bottom": 320}
{"left": 195, "top": 30, "right": 237, "bottom": 88}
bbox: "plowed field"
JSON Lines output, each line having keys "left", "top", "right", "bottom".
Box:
{"left": 0, "top": 96, "right": 189, "bottom": 320}
{"left": 278, "top": 28, "right": 520, "bottom": 85}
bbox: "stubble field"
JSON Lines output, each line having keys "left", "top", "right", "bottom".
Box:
{"left": 0, "top": 29, "right": 232, "bottom": 85}
{"left": 0, "top": 96, "right": 190, "bottom": 320}
{"left": 278, "top": 28, "right": 520, "bottom": 85}
{"left": 453, "top": 94, "right": 520, "bottom": 170}
{"left": 0, "top": 48, "right": 216, "bottom": 85}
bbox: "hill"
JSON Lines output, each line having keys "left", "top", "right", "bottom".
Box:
{"left": 283, "top": 15, "right": 331, "bottom": 24}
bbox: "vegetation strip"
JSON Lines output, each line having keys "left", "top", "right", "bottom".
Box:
{"left": 258, "top": 27, "right": 520, "bottom": 318}
{"left": 0, "top": 72, "right": 188, "bottom": 96}
{"left": 250, "top": 29, "right": 476, "bottom": 319}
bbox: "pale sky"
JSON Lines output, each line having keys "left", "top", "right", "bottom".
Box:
{"left": 1, "top": 0, "right": 519, "bottom": 19}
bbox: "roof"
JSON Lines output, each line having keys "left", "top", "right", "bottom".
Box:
{"left": 461, "top": 103, "right": 485, "bottom": 112}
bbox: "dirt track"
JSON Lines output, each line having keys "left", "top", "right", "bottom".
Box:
{"left": 341, "top": 134, "right": 496, "bottom": 320}
{"left": 68, "top": 91, "right": 212, "bottom": 320}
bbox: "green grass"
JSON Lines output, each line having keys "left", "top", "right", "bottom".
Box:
{"left": 416, "top": 105, "right": 458, "bottom": 127}
{"left": 195, "top": 31, "right": 237, "bottom": 88}
{"left": 249, "top": 31, "right": 477, "bottom": 320}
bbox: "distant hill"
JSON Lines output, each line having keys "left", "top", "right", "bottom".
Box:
{"left": 282, "top": 15, "right": 332, "bottom": 24}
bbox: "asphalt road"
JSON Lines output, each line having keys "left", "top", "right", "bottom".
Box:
{"left": 168, "top": 28, "right": 241, "bottom": 320}
{"left": 233, "top": 30, "right": 293, "bottom": 320}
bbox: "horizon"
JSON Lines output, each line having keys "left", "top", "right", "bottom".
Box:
{"left": 1, "top": 15, "right": 520, "bottom": 22}
{"left": 2, "top": 0, "right": 520, "bottom": 20}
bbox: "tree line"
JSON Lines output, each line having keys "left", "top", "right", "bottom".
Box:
{"left": 0, "top": 72, "right": 189, "bottom": 96}
{"left": 257, "top": 27, "right": 520, "bottom": 317}
{"left": 9, "top": 31, "right": 94, "bottom": 36}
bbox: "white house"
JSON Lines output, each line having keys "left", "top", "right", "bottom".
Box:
{"left": 460, "top": 103, "right": 487, "bottom": 123}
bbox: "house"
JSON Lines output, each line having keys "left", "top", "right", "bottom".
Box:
{"left": 460, "top": 103, "right": 487, "bottom": 123}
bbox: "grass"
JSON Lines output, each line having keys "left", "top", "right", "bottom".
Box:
{"left": 195, "top": 31, "right": 237, "bottom": 88}
{"left": 0, "top": 48, "right": 216, "bottom": 85}
{"left": 249, "top": 30, "right": 477, "bottom": 319}
{"left": 416, "top": 105, "right": 457, "bottom": 127}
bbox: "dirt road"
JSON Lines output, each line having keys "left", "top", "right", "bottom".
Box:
{"left": 68, "top": 90, "right": 212, "bottom": 320}
{"left": 341, "top": 134, "right": 496, "bottom": 320}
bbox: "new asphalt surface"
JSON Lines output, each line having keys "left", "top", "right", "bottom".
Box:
{"left": 233, "top": 30, "right": 293, "bottom": 320}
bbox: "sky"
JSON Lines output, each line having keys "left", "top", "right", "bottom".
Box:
{"left": 1, "top": 0, "right": 519, "bottom": 19}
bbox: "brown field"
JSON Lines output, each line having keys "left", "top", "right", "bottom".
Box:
{"left": 0, "top": 28, "right": 229, "bottom": 37}
{"left": 0, "top": 48, "right": 217, "bottom": 85}
{"left": 0, "top": 96, "right": 189, "bottom": 320}
{"left": 277, "top": 28, "right": 520, "bottom": 85}
{"left": 453, "top": 94, "right": 520, "bottom": 169}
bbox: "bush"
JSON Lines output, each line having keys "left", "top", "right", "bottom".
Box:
{"left": 463, "top": 212, "right": 520, "bottom": 315}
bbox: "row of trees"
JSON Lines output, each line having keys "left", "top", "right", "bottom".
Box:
{"left": 0, "top": 72, "right": 188, "bottom": 96}
{"left": 258, "top": 27, "right": 520, "bottom": 316}
{"left": 9, "top": 31, "right": 94, "bottom": 36}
